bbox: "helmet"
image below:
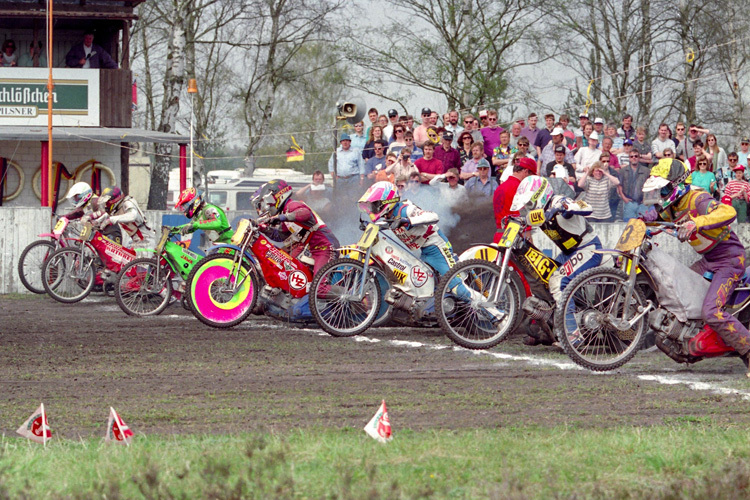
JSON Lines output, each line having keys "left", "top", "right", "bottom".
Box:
{"left": 66, "top": 182, "right": 93, "bottom": 209}
{"left": 358, "top": 181, "right": 400, "bottom": 222}
{"left": 510, "top": 175, "right": 554, "bottom": 212}
{"left": 100, "top": 186, "right": 125, "bottom": 212}
{"left": 256, "top": 179, "right": 293, "bottom": 216}
{"left": 642, "top": 158, "right": 692, "bottom": 211}
{"left": 175, "top": 187, "right": 204, "bottom": 218}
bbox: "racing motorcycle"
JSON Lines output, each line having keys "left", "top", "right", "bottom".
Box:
{"left": 41, "top": 222, "right": 135, "bottom": 303}
{"left": 309, "top": 217, "right": 519, "bottom": 338}
{"left": 114, "top": 226, "right": 204, "bottom": 316}
{"left": 18, "top": 215, "right": 81, "bottom": 294}
{"left": 554, "top": 219, "right": 750, "bottom": 371}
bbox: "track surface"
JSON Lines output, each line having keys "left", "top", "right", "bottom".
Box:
{"left": 2, "top": 294, "right": 750, "bottom": 438}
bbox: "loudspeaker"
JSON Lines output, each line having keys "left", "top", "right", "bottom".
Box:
{"left": 337, "top": 99, "right": 366, "bottom": 124}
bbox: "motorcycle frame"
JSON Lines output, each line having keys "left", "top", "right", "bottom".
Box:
{"left": 64, "top": 223, "right": 135, "bottom": 282}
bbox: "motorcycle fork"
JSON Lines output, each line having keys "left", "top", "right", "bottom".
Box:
{"left": 613, "top": 247, "right": 641, "bottom": 322}
{"left": 493, "top": 247, "right": 514, "bottom": 303}
{"left": 356, "top": 245, "right": 374, "bottom": 300}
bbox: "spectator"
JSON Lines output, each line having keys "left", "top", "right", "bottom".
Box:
{"left": 539, "top": 127, "right": 574, "bottom": 171}
{"left": 672, "top": 122, "right": 687, "bottom": 160}
{"left": 387, "top": 125, "right": 407, "bottom": 155}
{"left": 327, "top": 133, "right": 365, "bottom": 193}
{"left": 402, "top": 172, "right": 423, "bottom": 200}
{"left": 383, "top": 109, "right": 399, "bottom": 140}
{"left": 577, "top": 161, "right": 620, "bottom": 223}
{"left": 413, "top": 107, "right": 432, "bottom": 147}
{"left": 362, "top": 125, "right": 385, "bottom": 160}
{"left": 65, "top": 31, "right": 117, "bottom": 69}
{"left": 574, "top": 112, "right": 590, "bottom": 138}
{"left": 480, "top": 109, "right": 504, "bottom": 162}
{"left": 534, "top": 113, "right": 556, "bottom": 159}
{"left": 458, "top": 131, "right": 474, "bottom": 166}
{"left": 492, "top": 130, "right": 513, "bottom": 178}
{"left": 365, "top": 140, "right": 389, "bottom": 184}
{"left": 559, "top": 114, "right": 576, "bottom": 151}
{"left": 606, "top": 123, "right": 624, "bottom": 153}
{"left": 479, "top": 109, "right": 489, "bottom": 128}
{"left": 388, "top": 148, "right": 419, "bottom": 180}
{"left": 1, "top": 39, "right": 17, "bottom": 67}
{"left": 617, "top": 151, "right": 651, "bottom": 221}
{"left": 296, "top": 170, "right": 332, "bottom": 217}
{"left": 429, "top": 167, "right": 467, "bottom": 205}
{"left": 651, "top": 123, "right": 674, "bottom": 160}
{"left": 738, "top": 138, "right": 750, "bottom": 168}
{"left": 405, "top": 115, "right": 415, "bottom": 133}
{"left": 493, "top": 157, "right": 537, "bottom": 242}
{"left": 465, "top": 160, "right": 498, "bottom": 198}
{"left": 520, "top": 113, "right": 540, "bottom": 150}
{"left": 350, "top": 121, "right": 367, "bottom": 153}
{"left": 364, "top": 108, "right": 379, "bottom": 139}
{"left": 601, "top": 137, "right": 620, "bottom": 169}
{"left": 442, "top": 112, "right": 450, "bottom": 127}
{"left": 632, "top": 126, "right": 652, "bottom": 168}
{"left": 545, "top": 144, "right": 577, "bottom": 189}
{"left": 687, "top": 139, "right": 705, "bottom": 171}
{"left": 500, "top": 138, "right": 536, "bottom": 183}
{"left": 723, "top": 164, "right": 750, "bottom": 222}
{"left": 677, "top": 124, "right": 709, "bottom": 160}
{"left": 380, "top": 153, "right": 398, "bottom": 182}
{"left": 444, "top": 109, "right": 464, "bottom": 147}
{"left": 599, "top": 152, "right": 621, "bottom": 220}
{"left": 593, "top": 117, "right": 605, "bottom": 139}
{"left": 705, "top": 133, "right": 729, "bottom": 187}
{"left": 18, "top": 41, "right": 47, "bottom": 68}
{"left": 415, "top": 142, "right": 444, "bottom": 183}
{"left": 509, "top": 121, "right": 523, "bottom": 148}
{"left": 430, "top": 111, "right": 439, "bottom": 127}
{"left": 395, "top": 175, "right": 408, "bottom": 197}
{"left": 577, "top": 122, "right": 594, "bottom": 149}
{"left": 617, "top": 114, "right": 635, "bottom": 140}
{"left": 462, "top": 141, "right": 485, "bottom": 180}
{"left": 434, "top": 131, "right": 461, "bottom": 173}
{"left": 574, "top": 131, "right": 602, "bottom": 180}
{"left": 617, "top": 139, "right": 635, "bottom": 167}
{"left": 692, "top": 155, "right": 717, "bottom": 196}
{"left": 403, "top": 131, "right": 423, "bottom": 161}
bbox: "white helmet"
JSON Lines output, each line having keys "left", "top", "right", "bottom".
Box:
{"left": 66, "top": 182, "right": 93, "bottom": 209}
{"left": 510, "top": 175, "right": 554, "bottom": 212}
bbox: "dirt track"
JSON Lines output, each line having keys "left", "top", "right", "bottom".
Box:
{"left": 2, "top": 294, "right": 750, "bottom": 438}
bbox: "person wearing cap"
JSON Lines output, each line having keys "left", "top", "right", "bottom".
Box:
{"left": 593, "top": 117, "right": 605, "bottom": 138}
{"left": 574, "top": 131, "right": 602, "bottom": 180}
{"left": 327, "top": 133, "right": 365, "bottom": 193}
{"left": 520, "top": 113, "right": 539, "bottom": 150}
{"left": 534, "top": 113, "right": 556, "bottom": 160}
{"left": 480, "top": 109, "right": 505, "bottom": 163}
{"left": 617, "top": 114, "right": 635, "bottom": 141}
{"left": 723, "top": 157, "right": 750, "bottom": 222}
{"left": 65, "top": 30, "right": 118, "bottom": 68}
{"left": 492, "top": 157, "right": 537, "bottom": 243}
{"left": 434, "top": 131, "right": 461, "bottom": 173}
{"left": 464, "top": 159, "right": 498, "bottom": 198}
{"left": 545, "top": 144, "right": 576, "bottom": 183}
{"left": 382, "top": 109, "right": 399, "bottom": 141}
{"left": 413, "top": 107, "right": 433, "bottom": 148}
{"left": 738, "top": 138, "right": 750, "bottom": 168}
{"left": 479, "top": 109, "right": 489, "bottom": 128}
{"left": 617, "top": 139, "right": 635, "bottom": 167}
{"left": 574, "top": 112, "right": 589, "bottom": 139}
{"left": 539, "top": 126, "right": 574, "bottom": 171}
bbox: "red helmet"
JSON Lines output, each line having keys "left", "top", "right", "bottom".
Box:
{"left": 175, "top": 187, "right": 204, "bottom": 218}
{"left": 100, "top": 186, "right": 125, "bottom": 212}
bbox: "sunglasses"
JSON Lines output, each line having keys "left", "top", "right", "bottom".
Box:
{"left": 698, "top": 162, "right": 708, "bottom": 166}
{"left": 488, "top": 118, "right": 497, "bottom": 122}
{"left": 446, "top": 176, "right": 458, "bottom": 180}
{"left": 729, "top": 158, "right": 738, "bottom": 162}
{"left": 676, "top": 128, "right": 685, "bottom": 131}
{"left": 396, "top": 184, "right": 406, "bottom": 189}
{"left": 518, "top": 142, "right": 529, "bottom": 146}
{"left": 401, "top": 154, "right": 411, "bottom": 158}
{"left": 395, "top": 129, "right": 404, "bottom": 133}
{"left": 464, "top": 120, "right": 472, "bottom": 124}
{"left": 477, "top": 167, "right": 489, "bottom": 170}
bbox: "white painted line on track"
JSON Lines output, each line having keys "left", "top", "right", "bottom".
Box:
{"left": 637, "top": 374, "right": 750, "bottom": 401}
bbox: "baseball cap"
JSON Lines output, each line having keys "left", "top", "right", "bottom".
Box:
{"left": 589, "top": 131, "right": 599, "bottom": 141}
{"left": 340, "top": 133, "right": 351, "bottom": 141}
{"left": 421, "top": 107, "right": 431, "bottom": 116}
{"left": 742, "top": 137, "right": 750, "bottom": 144}
{"left": 442, "top": 131, "right": 454, "bottom": 141}
{"left": 519, "top": 157, "right": 537, "bottom": 174}
{"left": 733, "top": 165, "right": 746, "bottom": 171}
{"left": 554, "top": 145, "right": 566, "bottom": 153}
{"left": 388, "top": 109, "right": 398, "bottom": 117}
{"left": 551, "top": 127, "right": 564, "bottom": 136}
{"left": 623, "top": 138, "right": 633, "bottom": 145}
{"left": 479, "top": 109, "right": 488, "bottom": 118}
{"left": 594, "top": 118, "right": 604, "bottom": 124}
{"left": 579, "top": 112, "right": 589, "bottom": 118}
{"left": 477, "top": 158, "right": 490, "bottom": 169}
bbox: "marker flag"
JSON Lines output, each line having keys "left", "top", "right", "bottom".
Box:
{"left": 364, "top": 400, "right": 392, "bottom": 443}
{"left": 16, "top": 403, "right": 52, "bottom": 445}
{"left": 105, "top": 407, "right": 134, "bottom": 445}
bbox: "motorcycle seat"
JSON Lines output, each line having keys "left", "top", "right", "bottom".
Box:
{"left": 703, "top": 271, "right": 748, "bottom": 282}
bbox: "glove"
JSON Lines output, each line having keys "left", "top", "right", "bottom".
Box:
{"left": 94, "top": 212, "right": 111, "bottom": 228}
{"left": 268, "top": 214, "right": 286, "bottom": 225}
{"left": 639, "top": 208, "right": 659, "bottom": 222}
{"left": 180, "top": 225, "right": 193, "bottom": 235}
{"left": 390, "top": 218, "right": 408, "bottom": 231}
{"left": 676, "top": 220, "right": 697, "bottom": 242}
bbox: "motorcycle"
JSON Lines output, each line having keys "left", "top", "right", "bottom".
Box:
{"left": 41, "top": 222, "right": 135, "bottom": 303}
{"left": 554, "top": 218, "right": 750, "bottom": 371}
{"left": 114, "top": 226, "right": 204, "bottom": 316}
{"left": 18, "top": 216, "right": 81, "bottom": 294}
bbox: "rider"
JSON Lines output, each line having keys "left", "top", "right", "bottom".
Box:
{"left": 510, "top": 175, "right": 603, "bottom": 345}
{"left": 64, "top": 182, "right": 122, "bottom": 244}
{"left": 94, "top": 186, "right": 155, "bottom": 248}
{"left": 254, "top": 179, "right": 340, "bottom": 275}
{"left": 174, "top": 187, "right": 234, "bottom": 244}
{"left": 642, "top": 157, "right": 750, "bottom": 372}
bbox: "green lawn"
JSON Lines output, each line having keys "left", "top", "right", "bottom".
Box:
{"left": 1, "top": 425, "right": 748, "bottom": 499}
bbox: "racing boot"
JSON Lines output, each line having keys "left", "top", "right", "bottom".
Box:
{"left": 742, "top": 351, "right": 750, "bottom": 379}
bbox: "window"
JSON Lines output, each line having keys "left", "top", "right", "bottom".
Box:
{"left": 236, "top": 192, "right": 256, "bottom": 211}
{"left": 207, "top": 191, "right": 227, "bottom": 206}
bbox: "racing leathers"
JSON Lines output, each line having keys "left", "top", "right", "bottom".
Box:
{"left": 95, "top": 196, "right": 154, "bottom": 248}
{"left": 67, "top": 196, "right": 123, "bottom": 244}
{"left": 644, "top": 188, "right": 750, "bottom": 356}
{"left": 267, "top": 200, "right": 340, "bottom": 275}
{"left": 389, "top": 200, "right": 455, "bottom": 277}
{"left": 176, "top": 203, "right": 234, "bottom": 244}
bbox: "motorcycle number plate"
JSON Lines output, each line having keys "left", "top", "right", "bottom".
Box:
{"left": 498, "top": 221, "right": 521, "bottom": 248}
{"left": 615, "top": 219, "right": 646, "bottom": 252}
{"left": 357, "top": 224, "right": 380, "bottom": 249}
{"left": 232, "top": 219, "right": 250, "bottom": 245}
{"left": 79, "top": 224, "right": 92, "bottom": 240}
{"left": 53, "top": 219, "right": 66, "bottom": 234}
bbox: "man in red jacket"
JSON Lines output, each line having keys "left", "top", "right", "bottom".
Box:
{"left": 492, "top": 157, "right": 537, "bottom": 243}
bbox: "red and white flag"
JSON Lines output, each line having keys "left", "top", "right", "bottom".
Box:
{"left": 16, "top": 403, "right": 52, "bottom": 445}
{"left": 364, "top": 400, "right": 392, "bottom": 443}
{"left": 105, "top": 407, "right": 134, "bottom": 445}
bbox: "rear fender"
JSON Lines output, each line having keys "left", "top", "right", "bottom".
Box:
{"left": 38, "top": 232, "right": 58, "bottom": 239}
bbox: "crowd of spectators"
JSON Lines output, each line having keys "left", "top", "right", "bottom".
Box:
{"left": 328, "top": 106, "right": 750, "bottom": 224}
{"left": 1, "top": 31, "right": 118, "bottom": 68}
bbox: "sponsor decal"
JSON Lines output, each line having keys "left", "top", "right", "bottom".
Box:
{"left": 288, "top": 270, "right": 307, "bottom": 290}
{"left": 523, "top": 247, "right": 557, "bottom": 283}
{"left": 562, "top": 237, "right": 577, "bottom": 249}
{"left": 279, "top": 271, "right": 288, "bottom": 280}
{"left": 387, "top": 257, "right": 407, "bottom": 272}
{"left": 410, "top": 266, "right": 428, "bottom": 288}
{"left": 385, "top": 246, "right": 394, "bottom": 254}
{"left": 528, "top": 209, "right": 545, "bottom": 225}
{"left": 543, "top": 229, "right": 561, "bottom": 241}
{"left": 392, "top": 269, "right": 407, "bottom": 284}
{"left": 179, "top": 254, "right": 194, "bottom": 265}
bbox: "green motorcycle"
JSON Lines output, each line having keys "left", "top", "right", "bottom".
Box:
{"left": 114, "top": 226, "right": 204, "bottom": 316}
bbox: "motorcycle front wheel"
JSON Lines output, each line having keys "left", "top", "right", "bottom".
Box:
{"left": 187, "top": 253, "right": 258, "bottom": 329}
{"left": 310, "top": 258, "right": 382, "bottom": 337}
{"left": 18, "top": 240, "right": 57, "bottom": 294}
{"left": 41, "top": 247, "right": 95, "bottom": 303}
{"left": 554, "top": 267, "right": 647, "bottom": 371}
{"left": 436, "top": 259, "right": 522, "bottom": 349}
{"left": 115, "top": 258, "right": 173, "bottom": 317}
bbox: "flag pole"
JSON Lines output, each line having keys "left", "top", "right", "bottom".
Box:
{"left": 41, "top": 403, "right": 47, "bottom": 448}
{"left": 46, "top": 0, "right": 54, "bottom": 207}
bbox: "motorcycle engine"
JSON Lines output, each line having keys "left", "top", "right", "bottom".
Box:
{"left": 260, "top": 285, "right": 292, "bottom": 311}
{"left": 649, "top": 308, "right": 699, "bottom": 363}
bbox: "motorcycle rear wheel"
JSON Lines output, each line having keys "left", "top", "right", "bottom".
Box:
{"left": 18, "top": 240, "right": 57, "bottom": 294}
{"left": 115, "top": 258, "right": 173, "bottom": 317}
{"left": 554, "top": 267, "right": 647, "bottom": 371}
{"left": 436, "top": 259, "right": 522, "bottom": 349}
{"left": 41, "top": 247, "right": 95, "bottom": 303}
{"left": 310, "top": 258, "right": 382, "bottom": 337}
{"left": 187, "top": 253, "right": 258, "bottom": 329}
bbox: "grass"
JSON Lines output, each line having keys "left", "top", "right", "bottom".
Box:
{"left": 1, "top": 425, "right": 750, "bottom": 499}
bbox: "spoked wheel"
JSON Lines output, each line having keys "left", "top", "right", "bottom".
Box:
{"left": 187, "top": 253, "right": 258, "bottom": 329}
{"left": 310, "top": 258, "right": 382, "bottom": 337}
{"left": 554, "top": 267, "right": 647, "bottom": 371}
{"left": 18, "top": 240, "right": 57, "bottom": 294}
{"left": 41, "top": 247, "right": 95, "bottom": 303}
{"left": 436, "top": 259, "right": 522, "bottom": 349}
{"left": 115, "top": 258, "right": 173, "bottom": 316}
